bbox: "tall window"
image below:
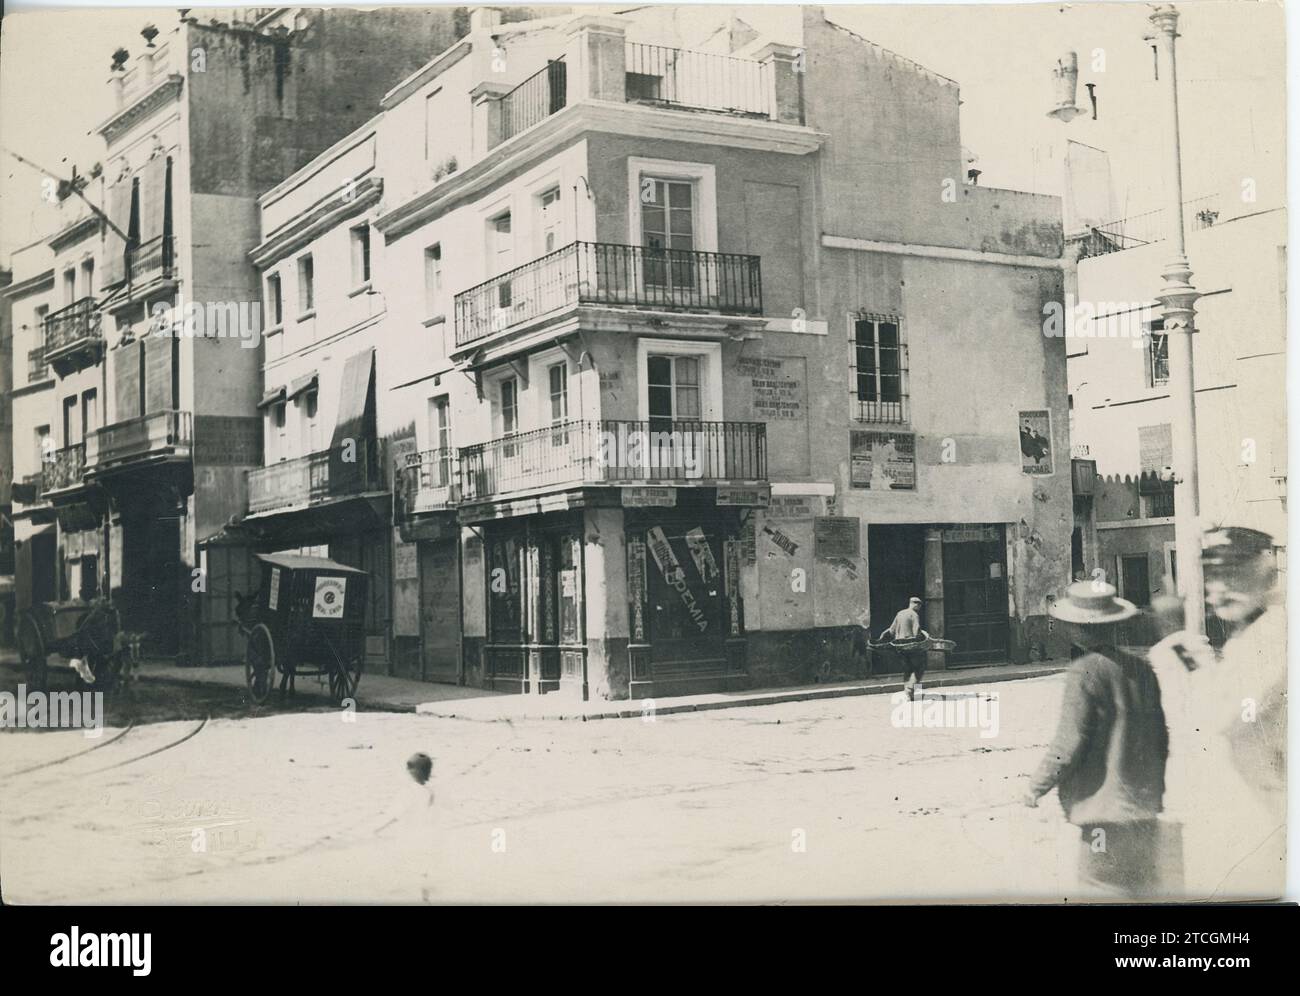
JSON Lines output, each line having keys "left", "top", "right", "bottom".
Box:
{"left": 424, "top": 244, "right": 443, "bottom": 316}
{"left": 539, "top": 188, "right": 563, "bottom": 254}
{"left": 548, "top": 362, "right": 568, "bottom": 446}
{"left": 35, "top": 425, "right": 51, "bottom": 468}
{"left": 266, "top": 273, "right": 283, "bottom": 327}
{"left": 499, "top": 377, "right": 518, "bottom": 458}
{"left": 851, "top": 313, "right": 907, "bottom": 423}
{"left": 80, "top": 259, "right": 95, "bottom": 300}
{"left": 300, "top": 390, "right": 319, "bottom": 453}
{"left": 647, "top": 354, "right": 701, "bottom": 429}
{"left": 428, "top": 395, "right": 451, "bottom": 485}
{"left": 1145, "top": 320, "right": 1169, "bottom": 387}
{"left": 82, "top": 389, "right": 99, "bottom": 438}
{"left": 63, "top": 396, "right": 79, "bottom": 447}
{"left": 641, "top": 178, "right": 695, "bottom": 290}
{"left": 350, "top": 224, "right": 371, "bottom": 286}
{"left": 297, "top": 255, "right": 314, "bottom": 315}
{"left": 490, "top": 212, "right": 513, "bottom": 307}
{"left": 63, "top": 268, "right": 76, "bottom": 305}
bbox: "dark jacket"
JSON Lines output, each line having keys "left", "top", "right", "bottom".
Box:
{"left": 1029, "top": 648, "right": 1169, "bottom": 825}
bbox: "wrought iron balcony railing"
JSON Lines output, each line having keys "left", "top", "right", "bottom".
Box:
{"left": 625, "top": 43, "right": 774, "bottom": 118}
{"left": 86, "top": 410, "right": 192, "bottom": 471}
{"left": 247, "top": 439, "right": 381, "bottom": 516}
{"left": 500, "top": 59, "right": 566, "bottom": 143}
{"left": 459, "top": 419, "right": 767, "bottom": 502}
{"left": 127, "top": 233, "right": 176, "bottom": 284}
{"left": 1076, "top": 194, "right": 1220, "bottom": 259}
{"left": 400, "top": 448, "right": 461, "bottom": 514}
{"left": 43, "top": 443, "right": 87, "bottom": 494}
{"left": 43, "top": 297, "right": 103, "bottom": 361}
{"left": 454, "top": 241, "right": 763, "bottom": 349}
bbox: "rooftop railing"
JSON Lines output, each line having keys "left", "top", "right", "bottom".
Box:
{"left": 625, "top": 42, "right": 774, "bottom": 118}
{"left": 500, "top": 59, "right": 567, "bottom": 143}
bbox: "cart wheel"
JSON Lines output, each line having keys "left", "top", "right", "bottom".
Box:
{"left": 17, "top": 613, "right": 48, "bottom": 694}
{"left": 329, "top": 655, "right": 362, "bottom": 706}
{"left": 244, "top": 623, "right": 276, "bottom": 705}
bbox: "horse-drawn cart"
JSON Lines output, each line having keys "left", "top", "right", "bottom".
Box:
{"left": 236, "top": 554, "right": 369, "bottom": 705}
{"left": 16, "top": 599, "right": 141, "bottom": 693}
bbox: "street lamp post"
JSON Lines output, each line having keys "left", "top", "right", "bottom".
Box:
{"left": 1148, "top": 4, "right": 1205, "bottom": 635}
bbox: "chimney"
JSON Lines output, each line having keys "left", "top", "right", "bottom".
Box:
{"left": 470, "top": 8, "right": 502, "bottom": 33}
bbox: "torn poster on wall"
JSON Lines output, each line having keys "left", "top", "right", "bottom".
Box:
{"left": 763, "top": 524, "right": 799, "bottom": 556}
{"left": 646, "top": 527, "right": 708, "bottom": 632}
{"left": 684, "top": 527, "right": 720, "bottom": 583}
{"left": 850, "top": 430, "right": 916, "bottom": 490}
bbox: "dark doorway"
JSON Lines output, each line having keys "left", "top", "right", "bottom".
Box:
{"left": 942, "top": 526, "right": 1009, "bottom": 665}
{"left": 867, "top": 524, "right": 926, "bottom": 672}
{"left": 29, "top": 532, "right": 58, "bottom": 605}
{"left": 1121, "top": 554, "right": 1152, "bottom": 608}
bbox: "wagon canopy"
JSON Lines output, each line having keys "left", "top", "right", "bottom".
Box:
{"left": 254, "top": 553, "right": 368, "bottom": 575}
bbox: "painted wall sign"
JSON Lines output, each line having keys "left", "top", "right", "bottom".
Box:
{"left": 312, "top": 576, "right": 346, "bottom": 619}
{"left": 814, "top": 516, "right": 860, "bottom": 559}
{"left": 194, "top": 415, "right": 262, "bottom": 466}
{"left": 685, "top": 527, "right": 720, "bottom": 583}
{"left": 762, "top": 524, "right": 799, "bottom": 557}
{"left": 850, "top": 430, "right": 916, "bottom": 490}
{"left": 942, "top": 525, "right": 1002, "bottom": 543}
{"left": 268, "top": 567, "right": 281, "bottom": 612}
{"left": 717, "top": 486, "right": 770, "bottom": 507}
{"left": 394, "top": 530, "right": 418, "bottom": 581}
{"left": 766, "top": 495, "right": 823, "bottom": 519}
{"left": 622, "top": 487, "right": 676, "bottom": 507}
{"left": 1019, "top": 410, "right": 1054, "bottom": 475}
{"left": 646, "top": 527, "right": 708, "bottom": 632}
{"left": 627, "top": 538, "right": 647, "bottom": 642}
{"left": 724, "top": 540, "right": 741, "bottom": 635}
{"left": 737, "top": 356, "right": 805, "bottom": 420}
{"left": 740, "top": 517, "right": 757, "bottom": 565}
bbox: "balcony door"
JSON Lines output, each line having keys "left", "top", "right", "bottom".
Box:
{"left": 641, "top": 178, "right": 697, "bottom": 300}
{"left": 644, "top": 352, "right": 707, "bottom": 481}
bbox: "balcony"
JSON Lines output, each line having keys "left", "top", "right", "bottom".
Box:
{"left": 42, "top": 444, "right": 87, "bottom": 496}
{"left": 86, "top": 410, "right": 192, "bottom": 473}
{"left": 625, "top": 43, "right": 775, "bottom": 119}
{"left": 400, "top": 448, "right": 461, "bottom": 514}
{"left": 247, "top": 440, "right": 382, "bottom": 516}
{"left": 43, "top": 297, "right": 104, "bottom": 371}
{"left": 460, "top": 419, "right": 768, "bottom": 502}
{"left": 454, "top": 241, "right": 763, "bottom": 350}
{"left": 1076, "top": 194, "right": 1220, "bottom": 259}
{"left": 500, "top": 59, "right": 567, "bottom": 144}
{"left": 27, "top": 347, "right": 51, "bottom": 385}
{"left": 127, "top": 233, "right": 176, "bottom": 285}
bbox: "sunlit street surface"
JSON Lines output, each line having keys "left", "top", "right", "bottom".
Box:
{"left": 0, "top": 670, "right": 1100, "bottom": 904}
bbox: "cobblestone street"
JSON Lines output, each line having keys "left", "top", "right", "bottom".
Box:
{"left": 1, "top": 670, "right": 1094, "bottom": 904}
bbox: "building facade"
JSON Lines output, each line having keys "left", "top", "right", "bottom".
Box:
{"left": 1067, "top": 201, "right": 1287, "bottom": 622}
{"left": 246, "top": 6, "right": 1071, "bottom": 700}
{"left": 3, "top": 7, "right": 496, "bottom": 660}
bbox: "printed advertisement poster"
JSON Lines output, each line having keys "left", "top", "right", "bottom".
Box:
{"left": 312, "top": 576, "right": 346, "bottom": 619}
{"left": 1019, "top": 409, "right": 1054, "bottom": 475}
{"left": 850, "top": 430, "right": 916, "bottom": 490}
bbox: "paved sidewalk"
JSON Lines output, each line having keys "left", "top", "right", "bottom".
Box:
{"left": 137, "top": 660, "right": 500, "bottom": 712}
{"left": 414, "top": 660, "right": 1069, "bottom": 722}
{"left": 12, "top": 650, "right": 1067, "bottom": 721}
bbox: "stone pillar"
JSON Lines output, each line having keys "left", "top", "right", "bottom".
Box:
{"left": 583, "top": 506, "right": 629, "bottom": 701}
{"left": 109, "top": 70, "right": 126, "bottom": 110}
{"left": 564, "top": 14, "right": 628, "bottom": 103}
{"left": 755, "top": 42, "right": 805, "bottom": 124}
{"left": 470, "top": 80, "right": 511, "bottom": 158}
{"left": 923, "top": 527, "right": 946, "bottom": 672}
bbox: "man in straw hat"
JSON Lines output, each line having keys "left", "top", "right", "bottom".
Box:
{"left": 1023, "top": 580, "right": 1169, "bottom": 899}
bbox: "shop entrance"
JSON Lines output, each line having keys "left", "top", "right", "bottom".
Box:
{"left": 867, "top": 524, "right": 926, "bottom": 671}
{"left": 942, "top": 525, "right": 1009, "bottom": 665}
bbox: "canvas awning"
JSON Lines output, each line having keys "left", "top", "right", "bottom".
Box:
{"left": 288, "top": 372, "right": 318, "bottom": 400}
{"left": 329, "top": 348, "right": 376, "bottom": 495}
{"left": 256, "top": 386, "right": 286, "bottom": 410}
{"left": 102, "top": 179, "right": 132, "bottom": 286}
